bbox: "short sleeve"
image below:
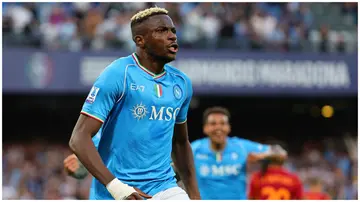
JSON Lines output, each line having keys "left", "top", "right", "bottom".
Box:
{"left": 81, "top": 61, "right": 125, "bottom": 123}
{"left": 245, "top": 139, "right": 270, "bottom": 154}
{"left": 235, "top": 137, "right": 270, "bottom": 154}
{"left": 176, "top": 78, "right": 193, "bottom": 124}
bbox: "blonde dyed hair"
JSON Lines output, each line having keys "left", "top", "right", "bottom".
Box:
{"left": 131, "top": 7, "right": 168, "bottom": 25}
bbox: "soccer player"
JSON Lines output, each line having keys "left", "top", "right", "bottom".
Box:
{"left": 248, "top": 157, "right": 303, "bottom": 200}
{"left": 68, "top": 7, "right": 200, "bottom": 200}
{"left": 191, "top": 106, "right": 287, "bottom": 199}
{"left": 303, "top": 178, "right": 331, "bottom": 200}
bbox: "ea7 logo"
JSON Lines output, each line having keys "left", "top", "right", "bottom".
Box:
{"left": 130, "top": 83, "right": 145, "bottom": 92}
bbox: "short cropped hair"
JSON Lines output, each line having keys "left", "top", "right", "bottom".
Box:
{"left": 203, "top": 106, "right": 231, "bottom": 124}
{"left": 130, "top": 7, "right": 168, "bottom": 27}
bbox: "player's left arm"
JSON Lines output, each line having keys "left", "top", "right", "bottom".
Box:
{"left": 243, "top": 140, "right": 287, "bottom": 163}
{"left": 171, "top": 79, "right": 201, "bottom": 200}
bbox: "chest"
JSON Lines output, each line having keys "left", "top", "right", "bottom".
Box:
{"left": 195, "top": 149, "right": 247, "bottom": 178}
{"left": 123, "top": 73, "right": 185, "bottom": 122}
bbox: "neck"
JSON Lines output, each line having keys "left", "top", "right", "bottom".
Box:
{"left": 211, "top": 141, "right": 226, "bottom": 152}
{"left": 135, "top": 50, "right": 166, "bottom": 75}
{"left": 268, "top": 164, "right": 282, "bottom": 169}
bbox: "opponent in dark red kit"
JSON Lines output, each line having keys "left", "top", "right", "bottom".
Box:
{"left": 248, "top": 157, "right": 303, "bottom": 200}
{"left": 303, "top": 178, "right": 331, "bottom": 200}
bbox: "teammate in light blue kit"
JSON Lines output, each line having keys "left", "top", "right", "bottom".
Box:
{"left": 191, "top": 107, "right": 287, "bottom": 200}
{"left": 68, "top": 7, "right": 200, "bottom": 200}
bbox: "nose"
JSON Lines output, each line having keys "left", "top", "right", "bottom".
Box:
{"left": 214, "top": 123, "right": 222, "bottom": 130}
{"left": 168, "top": 31, "right": 177, "bottom": 41}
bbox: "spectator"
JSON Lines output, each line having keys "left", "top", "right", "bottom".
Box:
{"left": 1, "top": 2, "right": 356, "bottom": 52}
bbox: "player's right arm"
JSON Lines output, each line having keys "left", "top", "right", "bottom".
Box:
{"left": 69, "top": 61, "right": 149, "bottom": 200}
{"left": 64, "top": 133, "right": 101, "bottom": 179}
{"left": 69, "top": 115, "right": 111, "bottom": 182}
{"left": 237, "top": 138, "right": 287, "bottom": 163}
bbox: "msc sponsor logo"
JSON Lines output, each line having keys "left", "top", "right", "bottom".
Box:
{"left": 199, "top": 164, "right": 241, "bottom": 177}
{"left": 131, "top": 103, "right": 180, "bottom": 121}
{"left": 131, "top": 103, "right": 148, "bottom": 120}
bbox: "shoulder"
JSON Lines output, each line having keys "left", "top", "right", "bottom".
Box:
{"left": 104, "top": 55, "right": 135, "bottom": 74}
{"left": 166, "top": 64, "right": 192, "bottom": 84}
{"left": 231, "top": 137, "right": 266, "bottom": 148}
{"left": 226, "top": 137, "right": 251, "bottom": 154}
{"left": 96, "top": 55, "right": 135, "bottom": 86}
{"left": 166, "top": 64, "right": 193, "bottom": 99}
{"left": 229, "top": 137, "right": 247, "bottom": 146}
{"left": 191, "top": 138, "right": 208, "bottom": 152}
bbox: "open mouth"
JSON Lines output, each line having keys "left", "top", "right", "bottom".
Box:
{"left": 168, "top": 43, "right": 179, "bottom": 53}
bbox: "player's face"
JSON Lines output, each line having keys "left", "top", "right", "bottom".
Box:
{"left": 204, "top": 113, "right": 231, "bottom": 145}
{"left": 144, "top": 15, "right": 178, "bottom": 63}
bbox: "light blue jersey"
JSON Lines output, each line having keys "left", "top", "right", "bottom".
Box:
{"left": 82, "top": 53, "right": 193, "bottom": 199}
{"left": 92, "top": 132, "right": 101, "bottom": 149}
{"left": 191, "top": 137, "right": 269, "bottom": 200}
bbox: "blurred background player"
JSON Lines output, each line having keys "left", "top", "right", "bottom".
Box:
{"left": 191, "top": 107, "right": 287, "bottom": 199}
{"left": 248, "top": 155, "right": 303, "bottom": 200}
{"left": 303, "top": 178, "right": 331, "bottom": 200}
{"left": 68, "top": 7, "right": 200, "bottom": 200}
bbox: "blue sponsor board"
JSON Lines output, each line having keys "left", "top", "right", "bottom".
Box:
{"left": 3, "top": 48, "right": 357, "bottom": 96}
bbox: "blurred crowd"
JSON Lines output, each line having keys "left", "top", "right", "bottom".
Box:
{"left": 3, "top": 137, "right": 357, "bottom": 199}
{"left": 3, "top": 2, "right": 357, "bottom": 53}
{"left": 3, "top": 141, "right": 92, "bottom": 200}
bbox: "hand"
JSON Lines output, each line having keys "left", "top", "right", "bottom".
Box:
{"left": 63, "top": 154, "right": 80, "bottom": 174}
{"left": 271, "top": 145, "right": 288, "bottom": 159}
{"left": 125, "top": 187, "right": 152, "bottom": 200}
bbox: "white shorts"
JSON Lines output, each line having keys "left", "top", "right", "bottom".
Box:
{"left": 150, "top": 187, "right": 190, "bottom": 200}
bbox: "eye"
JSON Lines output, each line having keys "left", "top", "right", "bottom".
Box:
{"left": 209, "top": 122, "right": 216, "bottom": 126}
{"left": 156, "top": 27, "right": 168, "bottom": 33}
{"left": 171, "top": 28, "right": 176, "bottom": 34}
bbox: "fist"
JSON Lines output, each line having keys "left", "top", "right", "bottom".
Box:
{"left": 63, "top": 154, "right": 80, "bottom": 174}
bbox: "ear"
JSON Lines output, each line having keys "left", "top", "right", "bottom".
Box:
{"left": 134, "top": 35, "right": 145, "bottom": 48}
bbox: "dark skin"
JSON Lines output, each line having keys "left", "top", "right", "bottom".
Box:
{"left": 172, "top": 122, "right": 201, "bottom": 199}
{"left": 69, "top": 116, "right": 151, "bottom": 200}
{"left": 132, "top": 14, "right": 178, "bottom": 74}
{"left": 69, "top": 14, "right": 199, "bottom": 200}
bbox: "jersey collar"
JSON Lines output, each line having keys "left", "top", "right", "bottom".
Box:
{"left": 132, "top": 53, "right": 166, "bottom": 79}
